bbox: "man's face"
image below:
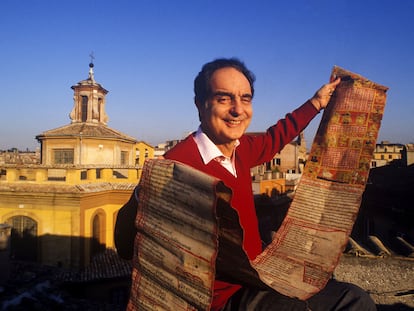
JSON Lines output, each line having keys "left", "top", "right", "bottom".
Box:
{"left": 198, "top": 67, "right": 253, "bottom": 152}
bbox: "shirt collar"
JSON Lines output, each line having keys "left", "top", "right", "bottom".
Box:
{"left": 193, "top": 126, "right": 240, "bottom": 165}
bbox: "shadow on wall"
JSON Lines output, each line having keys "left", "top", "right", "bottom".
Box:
{"left": 1, "top": 228, "right": 131, "bottom": 311}
{"left": 4, "top": 232, "right": 106, "bottom": 269}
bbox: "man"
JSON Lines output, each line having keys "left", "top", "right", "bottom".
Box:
{"left": 115, "top": 58, "right": 376, "bottom": 310}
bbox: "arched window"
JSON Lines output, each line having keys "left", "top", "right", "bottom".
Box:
{"left": 81, "top": 95, "right": 88, "bottom": 122}
{"left": 91, "top": 212, "right": 105, "bottom": 257}
{"left": 6, "top": 216, "right": 38, "bottom": 261}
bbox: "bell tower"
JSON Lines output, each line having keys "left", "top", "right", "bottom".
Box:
{"left": 69, "top": 60, "right": 109, "bottom": 124}
{"left": 36, "top": 57, "right": 139, "bottom": 166}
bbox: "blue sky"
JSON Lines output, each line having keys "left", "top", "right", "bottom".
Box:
{"left": 1, "top": 0, "right": 413, "bottom": 150}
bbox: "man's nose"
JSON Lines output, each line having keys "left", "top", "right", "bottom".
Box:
{"left": 230, "top": 98, "right": 244, "bottom": 115}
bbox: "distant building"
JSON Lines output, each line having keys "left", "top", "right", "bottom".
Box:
{"left": 154, "top": 143, "right": 167, "bottom": 157}
{"left": 0, "top": 62, "right": 153, "bottom": 268}
{"left": 250, "top": 132, "right": 306, "bottom": 196}
{"left": 153, "top": 139, "right": 182, "bottom": 157}
{"left": 402, "top": 143, "right": 414, "bottom": 166}
{"left": 251, "top": 132, "right": 307, "bottom": 178}
{"left": 154, "top": 134, "right": 193, "bottom": 158}
{"left": 0, "top": 149, "right": 40, "bottom": 165}
{"left": 371, "top": 141, "right": 404, "bottom": 168}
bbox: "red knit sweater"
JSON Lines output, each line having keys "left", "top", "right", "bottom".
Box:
{"left": 164, "top": 101, "right": 318, "bottom": 310}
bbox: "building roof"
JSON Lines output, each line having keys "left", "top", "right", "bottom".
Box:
{"left": 0, "top": 182, "right": 136, "bottom": 194}
{"left": 36, "top": 122, "right": 137, "bottom": 144}
{"left": 405, "top": 143, "right": 414, "bottom": 151}
{"left": 66, "top": 248, "right": 132, "bottom": 282}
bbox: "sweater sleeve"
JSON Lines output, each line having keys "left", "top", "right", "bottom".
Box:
{"left": 241, "top": 100, "right": 319, "bottom": 167}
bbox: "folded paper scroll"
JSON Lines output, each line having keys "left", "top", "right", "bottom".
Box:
{"left": 127, "top": 66, "right": 388, "bottom": 310}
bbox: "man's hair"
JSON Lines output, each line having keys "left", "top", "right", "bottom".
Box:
{"left": 194, "top": 58, "right": 256, "bottom": 105}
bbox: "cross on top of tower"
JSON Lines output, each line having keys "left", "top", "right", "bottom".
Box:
{"left": 89, "top": 51, "right": 95, "bottom": 66}
{"left": 88, "top": 52, "right": 95, "bottom": 81}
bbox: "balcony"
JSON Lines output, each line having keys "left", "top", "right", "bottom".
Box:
{"left": 0, "top": 164, "right": 141, "bottom": 185}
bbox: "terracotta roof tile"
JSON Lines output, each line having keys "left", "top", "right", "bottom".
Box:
{"left": 36, "top": 123, "right": 137, "bottom": 143}
{"left": 63, "top": 249, "right": 132, "bottom": 283}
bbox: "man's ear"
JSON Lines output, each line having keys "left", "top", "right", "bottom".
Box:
{"left": 194, "top": 97, "right": 203, "bottom": 122}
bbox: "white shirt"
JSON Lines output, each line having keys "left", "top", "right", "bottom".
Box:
{"left": 193, "top": 126, "right": 239, "bottom": 177}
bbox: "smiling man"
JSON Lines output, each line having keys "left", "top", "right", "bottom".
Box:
{"left": 116, "top": 58, "right": 375, "bottom": 310}
{"left": 197, "top": 66, "right": 254, "bottom": 157}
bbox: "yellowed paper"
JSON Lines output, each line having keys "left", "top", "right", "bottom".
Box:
{"left": 252, "top": 66, "right": 388, "bottom": 299}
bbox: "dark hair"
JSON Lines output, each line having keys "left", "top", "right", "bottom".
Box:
{"left": 194, "top": 58, "right": 256, "bottom": 105}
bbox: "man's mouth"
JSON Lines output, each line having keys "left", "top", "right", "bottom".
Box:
{"left": 226, "top": 119, "right": 242, "bottom": 125}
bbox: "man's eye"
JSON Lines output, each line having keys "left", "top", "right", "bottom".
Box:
{"left": 217, "top": 96, "right": 232, "bottom": 103}
{"left": 241, "top": 96, "right": 252, "bottom": 103}
{"left": 213, "top": 93, "right": 252, "bottom": 104}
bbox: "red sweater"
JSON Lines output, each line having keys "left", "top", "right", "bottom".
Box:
{"left": 164, "top": 101, "right": 318, "bottom": 310}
